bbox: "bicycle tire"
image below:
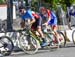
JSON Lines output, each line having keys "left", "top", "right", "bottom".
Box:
{"left": 72, "top": 30, "right": 75, "bottom": 44}
{"left": 46, "top": 33, "right": 59, "bottom": 50}
{"left": 0, "top": 36, "right": 14, "bottom": 56}
{"left": 19, "top": 33, "right": 39, "bottom": 55}
{"left": 57, "top": 31, "right": 66, "bottom": 47}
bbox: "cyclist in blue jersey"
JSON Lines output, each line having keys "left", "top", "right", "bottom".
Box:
{"left": 69, "top": 6, "right": 75, "bottom": 16}
{"left": 20, "top": 7, "right": 49, "bottom": 47}
{"left": 20, "top": 7, "right": 35, "bottom": 28}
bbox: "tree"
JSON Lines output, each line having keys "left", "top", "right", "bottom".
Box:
{"left": 0, "top": 0, "right": 4, "bottom": 4}
{"left": 0, "top": 0, "right": 7, "bottom": 4}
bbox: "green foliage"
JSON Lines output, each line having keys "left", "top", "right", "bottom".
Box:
{"left": 41, "top": 0, "right": 75, "bottom": 11}
{"left": 0, "top": 0, "right": 4, "bottom": 4}
{"left": 0, "top": 0, "right": 6, "bottom": 4}
{"left": 24, "top": 0, "right": 75, "bottom": 11}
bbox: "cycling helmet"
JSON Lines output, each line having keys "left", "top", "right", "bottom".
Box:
{"left": 39, "top": 7, "right": 47, "bottom": 12}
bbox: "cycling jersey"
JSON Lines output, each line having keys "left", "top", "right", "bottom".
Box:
{"left": 32, "top": 12, "right": 40, "bottom": 19}
{"left": 48, "top": 11, "right": 57, "bottom": 25}
{"left": 21, "top": 9, "right": 35, "bottom": 20}
{"left": 21, "top": 10, "right": 41, "bottom": 30}
{"left": 40, "top": 9, "right": 57, "bottom": 25}
{"left": 69, "top": 5, "right": 75, "bottom": 16}
{"left": 69, "top": 9, "right": 75, "bottom": 16}
{"left": 31, "top": 12, "right": 42, "bottom": 30}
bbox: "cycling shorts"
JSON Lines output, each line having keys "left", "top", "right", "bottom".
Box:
{"left": 48, "top": 18, "right": 57, "bottom": 26}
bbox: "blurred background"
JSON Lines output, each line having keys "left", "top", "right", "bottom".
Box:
{"left": 0, "top": 0, "right": 75, "bottom": 30}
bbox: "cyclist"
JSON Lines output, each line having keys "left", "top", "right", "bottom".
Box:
{"left": 20, "top": 7, "right": 48, "bottom": 47}
{"left": 32, "top": 11, "right": 49, "bottom": 47}
{"left": 69, "top": 6, "right": 75, "bottom": 16}
{"left": 20, "top": 7, "right": 35, "bottom": 28}
{"left": 39, "top": 7, "right": 62, "bottom": 45}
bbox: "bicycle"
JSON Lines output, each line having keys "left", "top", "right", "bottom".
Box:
{"left": 0, "top": 19, "right": 14, "bottom": 56}
{"left": 0, "top": 33, "right": 14, "bottom": 56}
{"left": 45, "top": 25, "right": 66, "bottom": 48}
{"left": 1, "top": 19, "right": 39, "bottom": 55}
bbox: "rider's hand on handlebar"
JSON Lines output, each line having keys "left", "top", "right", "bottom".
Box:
{"left": 43, "top": 22, "right": 48, "bottom": 26}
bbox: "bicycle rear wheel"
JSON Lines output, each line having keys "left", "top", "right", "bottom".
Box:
{"left": 0, "top": 36, "right": 14, "bottom": 56}
{"left": 46, "top": 33, "right": 59, "bottom": 50}
{"left": 19, "top": 34, "right": 39, "bottom": 54}
{"left": 72, "top": 30, "right": 75, "bottom": 44}
{"left": 57, "top": 31, "right": 66, "bottom": 47}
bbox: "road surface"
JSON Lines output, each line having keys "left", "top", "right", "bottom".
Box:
{"left": 5, "top": 43, "right": 75, "bottom": 57}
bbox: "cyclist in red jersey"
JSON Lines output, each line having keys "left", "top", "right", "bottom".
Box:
{"left": 39, "top": 7, "right": 63, "bottom": 45}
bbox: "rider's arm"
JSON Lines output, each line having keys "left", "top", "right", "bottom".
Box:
{"left": 47, "top": 10, "right": 51, "bottom": 24}
{"left": 30, "top": 18, "right": 35, "bottom": 24}
{"left": 28, "top": 10, "right": 35, "bottom": 24}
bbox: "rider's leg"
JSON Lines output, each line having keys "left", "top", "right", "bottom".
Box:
{"left": 36, "top": 17, "right": 49, "bottom": 46}
{"left": 49, "top": 18, "right": 62, "bottom": 43}
{"left": 37, "top": 26, "right": 46, "bottom": 42}
{"left": 31, "top": 20, "right": 46, "bottom": 43}
{"left": 52, "top": 25, "right": 63, "bottom": 45}
{"left": 52, "top": 25, "right": 58, "bottom": 38}
{"left": 37, "top": 26, "right": 48, "bottom": 47}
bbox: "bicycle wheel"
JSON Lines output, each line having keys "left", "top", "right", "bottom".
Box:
{"left": 72, "top": 30, "right": 75, "bottom": 44}
{"left": 46, "top": 33, "right": 59, "bottom": 50}
{"left": 57, "top": 31, "right": 66, "bottom": 47}
{"left": 0, "top": 36, "right": 14, "bottom": 56}
{"left": 19, "top": 33, "right": 39, "bottom": 54}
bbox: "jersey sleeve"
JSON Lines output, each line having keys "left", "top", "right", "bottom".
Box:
{"left": 47, "top": 10, "right": 51, "bottom": 18}
{"left": 28, "top": 10, "right": 35, "bottom": 19}
{"left": 32, "top": 13, "right": 40, "bottom": 19}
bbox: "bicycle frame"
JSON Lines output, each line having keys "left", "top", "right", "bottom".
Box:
{"left": 29, "top": 30, "right": 42, "bottom": 45}
{"left": 29, "top": 28, "right": 54, "bottom": 46}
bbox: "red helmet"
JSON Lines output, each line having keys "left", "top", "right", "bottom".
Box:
{"left": 39, "top": 7, "right": 47, "bottom": 12}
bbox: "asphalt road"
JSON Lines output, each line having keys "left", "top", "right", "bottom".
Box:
{"left": 5, "top": 43, "right": 75, "bottom": 57}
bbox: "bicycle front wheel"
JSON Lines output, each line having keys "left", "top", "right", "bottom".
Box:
{"left": 0, "top": 36, "right": 14, "bottom": 56}
{"left": 19, "top": 34, "right": 39, "bottom": 55}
